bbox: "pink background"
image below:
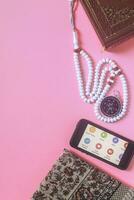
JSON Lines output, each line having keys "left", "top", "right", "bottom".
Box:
{"left": 0, "top": 0, "right": 134, "bottom": 199}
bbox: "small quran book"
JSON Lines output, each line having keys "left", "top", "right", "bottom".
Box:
{"left": 80, "top": 0, "right": 134, "bottom": 49}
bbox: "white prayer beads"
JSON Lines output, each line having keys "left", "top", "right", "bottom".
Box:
{"left": 68, "top": 0, "right": 129, "bottom": 123}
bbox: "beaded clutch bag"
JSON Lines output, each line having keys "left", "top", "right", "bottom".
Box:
{"left": 32, "top": 149, "right": 134, "bottom": 200}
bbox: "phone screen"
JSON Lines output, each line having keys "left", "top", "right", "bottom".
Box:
{"left": 78, "top": 124, "right": 128, "bottom": 165}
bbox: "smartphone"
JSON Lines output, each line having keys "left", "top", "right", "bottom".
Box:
{"left": 70, "top": 119, "right": 134, "bottom": 170}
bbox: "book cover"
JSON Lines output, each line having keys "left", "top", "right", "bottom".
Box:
{"left": 80, "top": 0, "right": 134, "bottom": 49}
{"left": 32, "top": 149, "right": 134, "bottom": 200}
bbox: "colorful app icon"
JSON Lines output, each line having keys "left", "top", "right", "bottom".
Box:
{"left": 113, "top": 137, "right": 119, "bottom": 144}
{"left": 101, "top": 132, "right": 108, "bottom": 138}
{"left": 84, "top": 138, "right": 91, "bottom": 144}
{"left": 96, "top": 143, "right": 102, "bottom": 150}
{"left": 107, "top": 148, "right": 114, "bottom": 155}
{"left": 89, "top": 126, "right": 96, "bottom": 133}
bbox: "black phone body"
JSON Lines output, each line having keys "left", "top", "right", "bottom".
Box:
{"left": 70, "top": 119, "right": 134, "bottom": 170}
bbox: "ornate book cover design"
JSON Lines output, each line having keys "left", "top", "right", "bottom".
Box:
{"left": 32, "top": 149, "right": 134, "bottom": 200}
{"left": 80, "top": 0, "right": 134, "bottom": 49}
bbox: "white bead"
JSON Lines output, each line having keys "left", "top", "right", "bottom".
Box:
{"left": 110, "top": 118, "right": 114, "bottom": 123}
{"left": 122, "top": 108, "right": 127, "bottom": 112}
{"left": 97, "top": 115, "right": 101, "bottom": 120}
{"left": 108, "top": 59, "right": 112, "bottom": 64}
{"left": 90, "top": 99, "right": 95, "bottom": 103}
{"left": 106, "top": 118, "right": 110, "bottom": 123}
{"left": 111, "top": 63, "right": 117, "bottom": 68}
{"left": 96, "top": 100, "right": 101, "bottom": 104}
{"left": 124, "top": 91, "right": 128, "bottom": 96}
{"left": 109, "top": 66, "right": 113, "bottom": 71}
{"left": 86, "top": 92, "right": 90, "bottom": 96}
{"left": 102, "top": 58, "right": 106, "bottom": 63}
{"left": 87, "top": 99, "right": 90, "bottom": 103}
{"left": 94, "top": 111, "right": 98, "bottom": 116}
{"left": 124, "top": 95, "right": 128, "bottom": 100}
{"left": 105, "top": 58, "right": 110, "bottom": 63}
{"left": 80, "top": 51, "right": 84, "bottom": 56}
{"left": 123, "top": 86, "right": 127, "bottom": 91}
{"left": 100, "top": 116, "right": 104, "bottom": 121}
{"left": 122, "top": 79, "right": 127, "bottom": 84}
{"left": 79, "top": 91, "right": 84, "bottom": 96}
{"left": 77, "top": 74, "right": 82, "bottom": 79}
{"left": 116, "top": 116, "right": 121, "bottom": 120}
{"left": 80, "top": 95, "right": 85, "bottom": 99}
{"left": 95, "top": 113, "right": 100, "bottom": 118}
{"left": 84, "top": 54, "right": 89, "bottom": 59}
{"left": 74, "top": 53, "right": 78, "bottom": 57}
{"left": 92, "top": 96, "right": 97, "bottom": 101}
{"left": 79, "top": 86, "right": 84, "bottom": 91}
{"left": 103, "top": 118, "right": 107, "bottom": 122}
{"left": 94, "top": 107, "right": 98, "bottom": 113}
{"left": 119, "top": 113, "right": 124, "bottom": 118}
{"left": 83, "top": 98, "right": 88, "bottom": 103}
{"left": 124, "top": 101, "right": 128, "bottom": 106}
{"left": 79, "top": 83, "right": 83, "bottom": 88}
